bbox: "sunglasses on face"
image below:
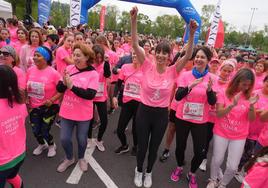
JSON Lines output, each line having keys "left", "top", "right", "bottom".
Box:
{"left": 0, "top": 51, "right": 10, "bottom": 57}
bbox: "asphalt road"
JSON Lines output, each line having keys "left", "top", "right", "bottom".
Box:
{"left": 8, "top": 109, "right": 241, "bottom": 188}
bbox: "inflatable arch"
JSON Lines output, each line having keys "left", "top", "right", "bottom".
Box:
{"left": 72, "top": 0, "right": 201, "bottom": 43}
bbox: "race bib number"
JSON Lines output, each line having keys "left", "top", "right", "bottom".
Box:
{"left": 96, "top": 82, "right": 104, "bottom": 97}
{"left": 27, "top": 81, "right": 45, "bottom": 99}
{"left": 183, "top": 102, "right": 204, "bottom": 121}
{"left": 123, "top": 82, "right": 141, "bottom": 99}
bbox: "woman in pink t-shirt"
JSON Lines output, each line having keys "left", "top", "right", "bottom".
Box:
{"left": 0, "top": 28, "right": 11, "bottom": 48}
{"left": 112, "top": 50, "right": 143, "bottom": 155}
{"left": 13, "top": 28, "right": 28, "bottom": 55}
{"left": 6, "top": 18, "right": 18, "bottom": 43}
{"left": 55, "top": 34, "right": 74, "bottom": 75}
{"left": 253, "top": 59, "right": 267, "bottom": 90}
{"left": 171, "top": 46, "right": 218, "bottom": 188}
{"left": 56, "top": 43, "right": 99, "bottom": 173}
{"left": 207, "top": 68, "right": 258, "bottom": 188}
{"left": 26, "top": 46, "right": 61, "bottom": 158}
{"left": 200, "top": 59, "right": 236, "bottom": 172}
{"left": 0, "top": 45, "right": 26, "bottom": 91}
{"left": 87, "top": 45, "right": 111, "bottom": 152}
{"left": 20, "top": 29, "right": 43, "bottom": 72}
{"left": 113, "top": 39, "right": 124, "bottom": 58}
{"left": 0, "top": 65, "right": 27, "bottom": 188}
{"left": 130, "top": 7, "right": 198, "bottom": 188}
{"left": 241, "top": 147, "right": 268, "bottom": 188}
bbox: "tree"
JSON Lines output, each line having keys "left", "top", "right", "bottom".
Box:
{"left": 6, "top": 0, "right": 38, "bottom": 20}
{"left": 50, "top": 1, "right": 70, "bottom": 27}
{"left": 88, "top": 5, "right": 102, "bottom": 30}
{"left": 105, "top": 5, "right": 119, "bottom": 31}
{"left": 137, "top": 13, "right": 152, "bottom": 34}
{"left": 200, "top": 4, "right": 215, "bottom": 40}
{"left": 117, "top": 11, "right": 131, "bottom": 33}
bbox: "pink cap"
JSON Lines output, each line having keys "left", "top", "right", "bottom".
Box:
{"left": 220, "top": 59, "right": 236, "bottom": 70}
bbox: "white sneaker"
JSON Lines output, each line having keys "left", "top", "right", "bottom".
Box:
{"left": 57, "top": 158, "right": 75, "bottom": 173}
{"left": 87, "top": 138, "right": 96, "bottom": 148}
{"left": 206, "top": 179, "right": 218, "bottom": 188}
{"left": 144, "top": 172, "right": 152, "bottom": 188}
{"left": 199, "top": 159, "right": 207, "bottom": 171}
{"left": 95, "top": 140, "right": 105, "bottom": 152}
{"left": 134, "top": 167, "right": 143, "bottom": 187}
{"left": 234, "top": 170, "right": 244, "bottom": 183}
{"left": 33, "top": 144, "right": 48, "bottom": 155}
{"left": 47, "top": 144, "right": 57, "bottom": 157}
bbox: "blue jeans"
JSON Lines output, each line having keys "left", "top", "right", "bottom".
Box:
{"left": 60, "top": 118, "right": 90, "bottom": 160}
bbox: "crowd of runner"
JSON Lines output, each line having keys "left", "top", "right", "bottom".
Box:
{"left": 0, "top": 6, "right": 268, "bottom": 188}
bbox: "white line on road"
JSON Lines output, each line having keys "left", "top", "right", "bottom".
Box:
{"left": 66, "top": 147, "right": 95, "bottom": 184}
{"left": 66, "top": 146, "right": 118, "bottom": 188}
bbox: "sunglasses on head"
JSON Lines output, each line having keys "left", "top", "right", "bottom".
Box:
{"left": 0, "top": 51, "right": 10, "bottom": 57}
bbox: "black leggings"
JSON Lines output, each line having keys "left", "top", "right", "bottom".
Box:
{"left": 136, "top": 103, "right": 168, "bottom": 173}
{"left": 88, "top": 101, "right": 108, "bottom": 141}
{"left": 175, "top": 118, "right": 208, "bottom": 173}
{"left": 0, "top": 160, "right": 24, "bottom": 188}
{"left": 117, "top": 100, "right": 139, "bottom": 147}
{"left": 204, "top": 122, "right": 214, "bottom": 159}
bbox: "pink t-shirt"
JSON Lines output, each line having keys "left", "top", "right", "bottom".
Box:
{"left": 208, "top": 78, "right": 228, "bottom": 123}
{"left": 13, "top": 41, "right": 27, "bottom": 55}
{"left": 214, "top": 91, "right": 251, "bottom": 140}
{"left": 258, "top": 124, "right": 268, "bottom": 147}
{"left": 248, "top": 89, "right": 268, "bottom": 140}
{"left": 0, "top": 99, "right": 27, "bottom": 166}
{"left": 19, "top": 44, "right": 37, "bottom": 72}
{"left": 59, "top": 65, "right": 99, "bottom": 121}
{"left": 175, "top": 71, "right": 218, "bottom": 124}
{"left": 56, "top": 46, "right": 72, "bottom": 75}
{"left": 140, "top": 59, "right": 177, "bottom": 108}
{"left": 93, "top": 62, "right": 108, "bottom": 102}
{"left": 106, "top": 49, "right": 119, "bottom": 83}
{"left": 119, "top": 63, "right": 143, "bottom": 103}
{"left": 121, "top": 43, "right": 131, "bottom": 55}
{"left": 13, "top": 66, "right": 26, "bottom": 90}
{"left": 242, "top": 161, "right": 268, "bottom": 188}
{"left": 115, "top": 47, "right": 124, "bottom": 58}
{"left": 26, "top": 66, "right": 61, "bottom": 108}
{"left": 170, "top": 70, "right": 186, "bottom": 111}
{"left": 8, "top": 27, "right": 18, "bottom": 43}
{"left": 254, "top": 73, "right": 266, "bottom": 90}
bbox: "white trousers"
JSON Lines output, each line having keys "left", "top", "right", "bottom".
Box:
{"left": 210, "top": 134, "right": 246, "bottom": 186}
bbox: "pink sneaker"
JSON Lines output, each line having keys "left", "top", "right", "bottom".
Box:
{"left": 187, "top": 173, "right": 198, "bottom": 188}
{"left": 170, "top": 167, "right": 183, "bottom": 182}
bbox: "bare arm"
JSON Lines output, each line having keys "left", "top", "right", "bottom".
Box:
{"left": 130, "top": 7, "right": 145, "bottom": 65}
{"left": 64, "top": 57, "right": 74, "bottom": 65}
{"left": 260, "top": 110, "right": 268, "bottom": 122}
{"left": 216, "top": 103, "right": 235, "bottom": 118}
{"left": 175, "top": 20, "right": 198, "bottom": 73}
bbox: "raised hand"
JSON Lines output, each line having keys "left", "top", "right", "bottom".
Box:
{"left": 130, "top": 6, "right": 138, "bottom": 21}
{"left": 189, "top": 19, "right": 198, "bottom": 35}
{"left": 249, "top": 94, "right": 259, "bottom": 105}
{"left": 207, "top": 77, "right": 213, "bottom": 91}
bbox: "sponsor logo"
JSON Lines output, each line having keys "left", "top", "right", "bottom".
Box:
{"left": 182, "top": 7, "right": 196, "bottom": 15}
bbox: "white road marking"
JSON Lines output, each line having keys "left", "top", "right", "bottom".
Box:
{"left": 66, "top": 146, "right": 118, "bottom": 188}
{"left": 66, "top": 147, "right": 95, "bottom": 184}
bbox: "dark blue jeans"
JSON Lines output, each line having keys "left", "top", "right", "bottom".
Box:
{"left": 60, "top": 118, "right": 90, "bottom": 160}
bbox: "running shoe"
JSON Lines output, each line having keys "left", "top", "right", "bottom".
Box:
{"left": 170, "top": 167, "right": 183, "bottom": 182}
{"left": 115, "top": 145, "right": 129, "bottom": 154}
{"left": 187, "top": 173, "right": 198, "bottom": 188}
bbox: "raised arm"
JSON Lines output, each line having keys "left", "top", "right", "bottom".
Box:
{"left": 130, "top": 7, "right": 145, "bottom": 64}
{"left": 175, "top": 19, "right": 198, "bottom": 73}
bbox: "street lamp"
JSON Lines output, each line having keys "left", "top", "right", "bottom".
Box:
{"left": 245, "top": 7, "right": 257, "bottom": 47}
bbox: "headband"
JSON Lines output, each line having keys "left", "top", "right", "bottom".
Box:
{"left": 35, "top": 46, "right": 51, "bottom": 62}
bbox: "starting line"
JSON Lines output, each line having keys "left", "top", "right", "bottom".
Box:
{"left": 66, "top": 146, "right": 118, "bottom": 188}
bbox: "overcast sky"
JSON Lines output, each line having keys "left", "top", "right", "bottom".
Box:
{"left": 57, "top": 0, "right": 268, "bottom": 31}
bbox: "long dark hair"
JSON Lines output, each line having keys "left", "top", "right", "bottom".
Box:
{"left": 0, "top": 65, "right": 23, "bottom": 107}
{"left": 244, "top": 146, "right": 268, "bottom": 172}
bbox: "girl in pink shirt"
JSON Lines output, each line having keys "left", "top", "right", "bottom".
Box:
{"left": 0, "top": 28, "right": 11, "bottom": 48}
{"left": 6, "top": 18, "right": 18, "bottom": 43}
{"left": 87, "top": 45, "right": 111, "bottom": 152}
{"left": 241, "top": 147, "right": 268, "bottom": 188}
{"left": 20, "top": 29, "right": 43, "bottom": 72}
{"left": 26, "top": 46, "right": 61, "bottom": 158}
{"left": 13, "top": 28, "right": 28, "bottom": 55}
{"left": 0, "top": 65, "right": 27, "bottom": 188}
{"left": 113, "top": 39, "right": 124, "bottom": 58}
{"left": 207, "top": 68, "right": 258, "bottom": 188}
{"left": 130, "top": 7, "right": 198, "bottom": 188}
{"left": 55, "top": 34, "right": 74, "bottom": 75}
{"left": 253, "top": 59, "right": 267, "bottom": 90}
{"left": 56, "top": 43, "right": 99, "bottom": 173}
{"left": 112, "top": 50, "right": 143, "bottom": 155}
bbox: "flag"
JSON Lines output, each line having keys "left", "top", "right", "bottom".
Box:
{"left": 207, "top": 0, "right": 221, "bottom": 47}
{"left": 100, "top": 6, "right": 106, "bottom": 32}
{"left": 38, "top": 0, "right": 51, "bottom": 26}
